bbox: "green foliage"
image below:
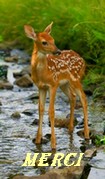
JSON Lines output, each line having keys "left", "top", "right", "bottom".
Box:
{"left": 0, "top": 35, "right": 3, "bottom": 42}
{"left": 0, "top": 0, "right": 105, "bottom": 69}
{"left": 93, "top": 135, "right": 105, "bottom": 146}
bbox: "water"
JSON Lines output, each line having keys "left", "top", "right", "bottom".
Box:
{"left": 0, "top": 54, "right": 105, "bottom": 179}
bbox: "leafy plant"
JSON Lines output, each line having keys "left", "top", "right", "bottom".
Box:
{"left": 0, "top": 0, "right": 105, "bottom": 76}
{"left": 93, "top": 135, "right": 105, "bottom": 146}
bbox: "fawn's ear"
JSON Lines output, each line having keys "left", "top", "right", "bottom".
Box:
{"left": 24, "top": 25, "right": 37, "bottom": 40}
{"left": 44, "top": 22, "right": 53, "bottom": 34}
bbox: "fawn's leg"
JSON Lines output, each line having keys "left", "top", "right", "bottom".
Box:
{"left": 68, "top": 89, "right": 76, "bottom": 133}
{"left": 60, "top": 85, "right": 76, "bottom": 133}
{"left": 36, "top": 88, "right": 47, "bottom": 144}
{"left": 49, "top": 87, "right": 57, "bottom": 150}
{"left": 75, "top": 82, "right": 89, "bottom": 139}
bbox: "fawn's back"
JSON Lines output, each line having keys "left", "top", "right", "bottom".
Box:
{"left": 47, "top": 50, "right": 85, "bottom": 83}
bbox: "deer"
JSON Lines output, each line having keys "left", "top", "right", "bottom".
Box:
{"left": 24, "top": 22, "right": 89, "bottom": 150}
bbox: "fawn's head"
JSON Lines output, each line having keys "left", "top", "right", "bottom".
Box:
{"left": 24, "top": 22, "right": 61, "bottom": 55}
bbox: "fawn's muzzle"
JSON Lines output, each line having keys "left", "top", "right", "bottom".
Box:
{"left": 53, "top": 49, "right": 61, "bottom": 55}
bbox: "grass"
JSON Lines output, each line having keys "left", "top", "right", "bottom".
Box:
{"left": 92, "top": 134, "right": 105, "bottom": 146}
{"left": 0, "top": 0, "right": 105, "bottom": 88}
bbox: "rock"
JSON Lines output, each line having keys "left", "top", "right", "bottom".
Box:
{"left": 48, "top": 163, "right": 85, "bottom": 179}
{"left": 0, "top": 49, "right": 10, "bottom": 56}
{"left": 32, "top": 136, "right": 49, "bottom": 145}
{"left": 20, "top": 66, "right": 31, "bottom": 75}
{"left": 22, "top": 109, "right": 35, "bottom": 116}
{"left": 44, "top": 133, "right": 51, "bottom": 139}
{"left": 11, "top": 112, "right": 21, "bottom": 119}
{"left": 13, "top": 172, "right": 63, "bottom": 179}
{"left": 31, "top": 119, "right": 39, "bottom": 125}
{"left": 4, "top": 55, "right": 18, "bottom": 63}
{"left": 41, "top": 137, "right": 49, "bottom": 144}
{"left": 13, "top": 66, "right": 31, "bottom": 78}
{"left": 10, "top": 49, "right": 30, "bottom": 61}
{"left": 76, "top": 121, "right": 84, "bottom": 129}
{"left": 88, "top": 168, "right": 105, "bottom": 179}
{"left": 84, "top": 148, "right": 97, "bottom": 158}
{"left": 0, "top": 80, "right": 13, "bottom": 89}
{"left": 77, "top": 129, "right": 86, "bottom": 138}
{"left": 13, "top": 162, "right": 84, "bottom": 179}
{"left": 54, "top": 118, "right": 69, "bottom": 128}
{"left": 26, "top": 93, "right": 39, "bottom": 100}
{"left": 14, "top": 74, "right": 33, "bottom": 87}
{"left": 0, "top": 65, "right": 8, "bottom": 79}
{"left": 0, "top": 101, "right": 2, "bottom": 106}
{"left": 89, "top": 150, "right": 105, "bottom": 168}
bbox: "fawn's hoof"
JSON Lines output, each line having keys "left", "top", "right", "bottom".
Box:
{"left": 84, "top": 130, "right": 90, "bottom": 140}
{"left": 51, "top": 137, "right": 56, "bottom": 150}
{"left": 85, "top": 135, "right": 90, "bottom": 140}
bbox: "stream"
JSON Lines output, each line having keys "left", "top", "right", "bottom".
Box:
{"left": 0, "top": 49, "right": 105, "bottom": 179}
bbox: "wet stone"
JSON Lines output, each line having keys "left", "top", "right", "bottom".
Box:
{"left": 32, "top": 136, "right": 49, "bottom": 145}
{"left": 0, "top": 80, "right": 13, "bottom": 89}
{"left": 41, "top": 137, "right": 49, "bottom": 144}
{"left": 84, "top": 148, "right": 97, "bottom": 159}
{"left": 22, "top": 109, "right": 35, "bottom": 116}
{"left": 89, "top": 150, "right": 105, "bottom": 169}
{"left": 76, "top": 121, "right": 84, "bottom": 129}
{"left": 0, "top": 49, "right": 10, "bottom": 56}
{"left": 44, "top": 133, "right": 51, "bottom": 139}
{"left": 4, "top": 55, "right": 18, "bottom": 63}
{"left": 13, "top": 66, "right": 31, "bottom": 78}
{"left": 26, "top": 93, "right": 39, "bottom": 100}
{"left": 11, "top": 111, "right": 21, "bottom": 119}
{"left": 13, "top": 172, "right": 64, "bottom": 179}
{"left": 77, "top": 129, "right": 85, "bottom": 138}
{"left": 54, "top": 118, "right": 69, "bottom": 128}
{"left": 10, "top": 49, "right": 30, "bottom": 61}
{"left": 88, "top": 168, "right": 105, "bottom": 179}
{"left": 31, "top": 119, "right": 39, "bottom": 125}
{"left": 14, "top": 74, "right": 33, "bottom": 87}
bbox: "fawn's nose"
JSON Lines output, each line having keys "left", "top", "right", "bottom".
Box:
{"left": 53, "top": 49, "right": 61, "bottom": 55}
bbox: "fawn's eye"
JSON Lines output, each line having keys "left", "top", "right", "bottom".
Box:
{"left": 42, "top": 41, "right": 48, "bottom": 45}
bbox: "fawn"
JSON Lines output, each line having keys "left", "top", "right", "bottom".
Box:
{"left": 24, "top": 22, "right": 89, "bottom": 150}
